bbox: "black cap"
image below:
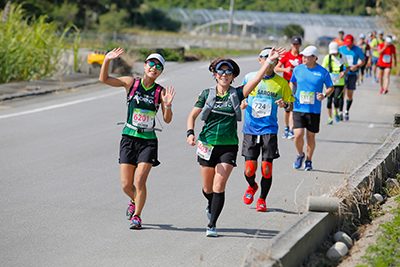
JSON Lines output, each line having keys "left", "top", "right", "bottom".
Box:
{"left": 291, "top": 36, "right": 302, "bottom": 45}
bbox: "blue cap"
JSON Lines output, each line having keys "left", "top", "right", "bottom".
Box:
{"left": 216, "top": 61, "right": 234, "bottom": 71}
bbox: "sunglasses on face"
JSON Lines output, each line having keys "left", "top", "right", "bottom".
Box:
{"left": 216, "top": 69, "right": 233, "bottom": 76}
{"left": 146, "top": 61, "right": 163, "bottom": 70}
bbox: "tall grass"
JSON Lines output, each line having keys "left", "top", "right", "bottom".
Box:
{"left": 0, "top": 3, "right": 71, "bottom": 84}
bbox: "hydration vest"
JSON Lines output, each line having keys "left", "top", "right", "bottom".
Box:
{"left": 125, "top": 78, "right": 163, "bottom": 132}
{"left": 200, "top": 86, "right": 242, "bottom": 122}
{"left": 328, "top": 54, "right": 344, "bottom": 73}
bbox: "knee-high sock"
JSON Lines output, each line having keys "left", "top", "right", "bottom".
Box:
{"left": 203, "top": 189, "right": 213, "bottom": 212}
{"left": 346, "top": 100, "right": 353, "bottom": 111}
{"left": 260, "top": 177, "right": 272, "bottom": 199}
{"left": 208, "top": 192, "right": 225, "bottom": 228}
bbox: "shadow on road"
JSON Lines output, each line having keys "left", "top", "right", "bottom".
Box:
{"left": 143, "top": 224, "right": 280, "bottom": 239}
{"left": 316, "top": 139, "right": 381, "bottom": 146}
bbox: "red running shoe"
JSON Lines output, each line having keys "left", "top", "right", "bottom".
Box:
{"left": 379, "top": 88, "right": 384, "bottom": 94}
{"left": 256, "top": 198, "right": 267, "bottom": 212}
{"left": 243, "top": 182, "right": 258, "bottom": 205}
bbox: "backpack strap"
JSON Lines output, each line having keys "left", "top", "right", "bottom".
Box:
{"left": 200, "top": 86, "right": 217, "bottom": 121}
{"left": 154, "top": 85, "right": 163, "bottom": 106}
{"left": 229, "top": 86, "right": 241, "bottom": 122}
{"left": 127, "top": 78, "right": 141, "bottom": 103}
{"left": 328, "top": 55, "right": 333, "bottom": 73}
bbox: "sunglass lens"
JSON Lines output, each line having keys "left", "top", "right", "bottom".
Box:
{"left": 217, "top": 70, "right": 232, "bottom": 76}
{"left": 148, "top": 61, "right": 155, "bottom": 67}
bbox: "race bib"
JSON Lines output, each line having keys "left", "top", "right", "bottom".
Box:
{"left": 383, "top": 54, "right": 391, "bottom": 63}
{"left": 299, "top": 91, "right": 315, "bottom": 105}
{"left": 251, "top": 98, "right": 272, "bottom": 118}
{"left": 330, "top": 73, "right": 340, "bottom": 85}
{"left": 197, "top": 141, "right": 214, "bottom": 161}
{"left": 346, "top": 55, "right": 354, "bottom": 66}
{"left": 131, "top": 108, "right": 155, "bottom": 129}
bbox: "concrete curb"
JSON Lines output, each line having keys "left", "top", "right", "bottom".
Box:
{"left": 0, "top": 78, "right": 100, "bottom": 102}
{"left": 245, "top": 127, "right": 400, "bottom": 267}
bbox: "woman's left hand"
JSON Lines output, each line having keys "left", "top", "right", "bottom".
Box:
{"left": 161, "top": 86, "right": 176, "bottom": 108}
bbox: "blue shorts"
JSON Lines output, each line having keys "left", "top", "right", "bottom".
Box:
{"left": 371, "top": 56, "right": 379, "bottom": 66}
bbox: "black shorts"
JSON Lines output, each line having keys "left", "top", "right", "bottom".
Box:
{"left": 377, "top": 65, "right": 391, "bottom": 70}
{"left": 198, "top": 145, "right": 238, "bottom": 168}
{"left": 292, "top": 112, "right": 321, "bottom": 133}
{"left": 119, "top": 135, "right": 160, "bottom": 167}
{"left": 345, "top": 74, "right": 357, "bottom": 90}
{"left": 242, "top": 133, "right": 280, "bottom": 160}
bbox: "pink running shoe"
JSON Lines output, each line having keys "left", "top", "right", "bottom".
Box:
{"left": 243, "top": 182, "right": 258, "bottom": 205}
{"left": 130, "top": 215, "right": 142, "bottom": 229}
{"left": 256, "top": 198, "right": 267, "bottom": 212}
{"left": 126, "top": 200, "right": 135, "bottom": 220}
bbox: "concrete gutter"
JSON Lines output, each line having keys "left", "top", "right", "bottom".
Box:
{"left": 244, "top": 127, "right": 400, "bottom": 267}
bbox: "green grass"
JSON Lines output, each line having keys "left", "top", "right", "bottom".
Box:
{"left": 356, "top": 195, "right": 400, "bottom": 267}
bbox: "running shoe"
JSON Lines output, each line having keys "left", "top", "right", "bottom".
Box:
{"left": 304, "top": 160, "right": 313, "bottom": 171}
{"left": 126, "top": 200, "right": 135, "bottom": 220}
{"left": 327, "top": 118, "right": 333, "bottom": 125}
{"left": 256, "top": 198, "right": 267, "bottom": 212}
{"left": 373, "top": 77, "right": 378, "bottom": 83}
{"left": 344, "top": 112, "right": 349, "bottom": 121}
{"left": 293, "top": 152, "right": 305, "bottom": 169}
{"left": 206, "top": 227, "right": 218, "bottom": 237}
{"left": 339, "top": 112, "right": 343, "bottom": 121}
{"left": 379, "top": 88, "right": 384, "bottom": 94}
{"left": 335, "top": 114, "right": 340, "bottom": 122}
{"left": 282, "top": 127, "right": 289, "bottom": 139}
{"left": 130, "top": 215, "right": 142, "bottom": 229}
{"left": 382, "top": 88, "right": 388, "bottom": 94}
{"left": 287, "top": 130, "right": 295, "bottom": 139}
{"left": 206, "top": 206, "right": 211, "bottom": 220}
{"left": 243, "top": 182, "right": 258, "bottom": 205}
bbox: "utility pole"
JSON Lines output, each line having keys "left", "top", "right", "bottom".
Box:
{"left": 227, "top": 0, "right": 234, "bottom": 34}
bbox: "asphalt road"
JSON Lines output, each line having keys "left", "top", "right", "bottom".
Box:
{"left": 1, "top": 57, "right": 399, "bottom": 267}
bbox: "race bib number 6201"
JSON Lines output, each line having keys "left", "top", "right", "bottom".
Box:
{"left": 131, "top": 109, "right": 155, "bottom": 129}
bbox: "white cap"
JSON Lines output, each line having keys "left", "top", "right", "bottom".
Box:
{"left": 329, "top": 42, "right": 339, "bottom": 54}
{"left": 386, "top": 36, "right": 392, "bottom": 44}
{"left": 145, "top": 53, "right": 165, "bottom": 68}
{"left": 378, "top": 30, "right": 384, "bottom": 35}
{"left": 301, "top": 45, "right": 319, "bottom": 57}
{"left": 359, "top": 33, "right": 366, "bottom": 39}
{"left": 259, "top": 48, "right": 273, "bottom": 58}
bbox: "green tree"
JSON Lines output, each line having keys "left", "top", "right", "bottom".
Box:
{"left": 283, "top": 24, "right": 304, "bottom": 38}
{"left": 98, "top": 3, "right": 129, "bottom": 32}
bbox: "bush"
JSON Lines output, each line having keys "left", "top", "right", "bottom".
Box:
{"left": 0, "top": 3, "right": 73, "bottom": 83}
{"left": 283, "top": 24, "right": 304, "bottom": 38}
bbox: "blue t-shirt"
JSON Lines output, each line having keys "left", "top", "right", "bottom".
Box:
{"left": 242, "top": 72, "right": 295, "bottom": 135}
{"left": 290, "top": 64, "right": 333, "bottom": 114}
{"left": 339, "top": 45, "right": 365, "bottom": 75}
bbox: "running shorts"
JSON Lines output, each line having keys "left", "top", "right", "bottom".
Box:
{"left": 377, "top": 66, "right": 391, "bottom": 70}
{"left": 345, "top": 74, "right": 357, "bottom": 90}
{"left": 371, "top": 56, "right": 378, "bottom": 65}
{"left": 241, "top": 133, "right": 280, "bottom": 160}
{"left": 119, "top": 135, "right": 160, "bottom": 167}
{"left": 198, "top": 145, "right": 238, "bottom": 168}
{"left": 292, "top": 112, "right": 321, "bottom": 133}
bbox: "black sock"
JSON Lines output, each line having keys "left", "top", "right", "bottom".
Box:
{"left": 260, "top": 177, "right": 272, "bottom": 200}
{"left": 245, "top": 173, "right": 256, "bottom": 188}
{"left": 208, "top": 192, "right": 225, "bottom": 228}
{"left": 202, "top": 189, "right": 213, "bottom": 212}
{"left": 346, "top": 100, "right": 353, "bottom": 111}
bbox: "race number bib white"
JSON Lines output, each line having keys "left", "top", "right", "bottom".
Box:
{"left": 346, "top": 55, "right": 354, "bottom": 66}
{"left": 131, "top": 108, "right": 155, "bottom": 129}
{"left": 197, "top": 141, "right": 214, "bottom": 161}
{"left": 330, "top": 73, "right": 340, "bottom": 85}
{"left": 251, "top": 98, "right": 272, "bottom": 118}
{"left": 383, "top": 55, "right": 391, "bottom": 63}
{"left": 299, "top": 91, "right": 315, "bottom": 105}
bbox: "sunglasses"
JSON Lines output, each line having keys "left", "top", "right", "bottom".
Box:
{"left": 146, "top": 61, "right": 163, "bottom": 70}
{"left": 216, "top": 69, "right": 233, "bottom": 76}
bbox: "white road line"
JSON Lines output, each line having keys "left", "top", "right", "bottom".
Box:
{"left": 0, "top": 90, "right": 122, "bottom": 120}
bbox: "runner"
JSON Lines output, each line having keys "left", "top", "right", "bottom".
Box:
{"left": 241, "top": 47, "right": 295, "bottom": 212}
{"left": 357, "top": 33, "right": 371, "bottom": 84}
{"left": 370, "top": 30, "right": 384, "bottom": 83}
{"left": 339, "top": 34, "right": 366, "bottom": 121}
{"left": 321, "top": 42, "right": 349, "bottom": 124}
{"left": 186, "top": 47, "right": 285, "bottom": 237}
{"left": 377, "top": 36, "right": 397, "bottom": 94}
{"left": 99, "top": 48, "right": 176, "bottom": 230}
{"left": 365, "top": 32, "right": 373, "bottom": 77}
{"left": 290, "top": 46, "right": 334, "bottom": 171}
{"left": 333, "top": 29, "right": 345, "bottom": 47}
{"left": 275, "top": 36, "right": 302, "bottom": 140}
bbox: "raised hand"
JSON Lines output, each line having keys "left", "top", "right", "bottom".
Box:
{"left": 105, "top": 47, "right": 124, "bottom": 61}
{"left": 161, "top": 86, "right": 176, "bottom": 108}
{"left": 268, "top": 47, "right": 286, "bottom": 62}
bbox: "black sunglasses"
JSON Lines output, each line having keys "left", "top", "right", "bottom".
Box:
{"left": 146, "top": 61, "right": 163, "bottom": 70}
{"left": 216, "top": 69, "right": 233, "bottom": 76}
